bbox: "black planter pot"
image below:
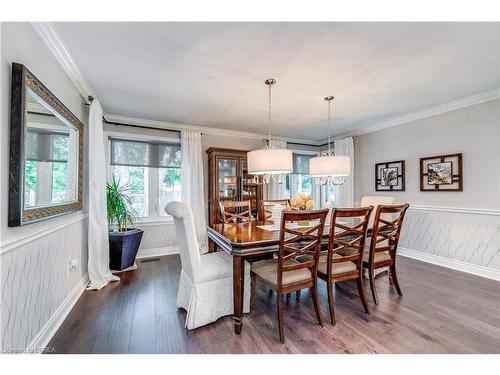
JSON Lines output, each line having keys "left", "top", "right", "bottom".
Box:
{"left": 109, "top": 228, "right": 144, "bottom": 271}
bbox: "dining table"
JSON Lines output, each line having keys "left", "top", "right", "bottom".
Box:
{"left": 207, "top": 220, "right": 341, "bottom": 335}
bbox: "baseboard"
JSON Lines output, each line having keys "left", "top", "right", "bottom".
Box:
{"left": 136, "top": 246, "right": 179, "bottom": 259}
{"left": 26, "top": 274, "right": 89, "bottom": 353}
{"left": 398, "top": 247, "right": 500, "bottom": 281}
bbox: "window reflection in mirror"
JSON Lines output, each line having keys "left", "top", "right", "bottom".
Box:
{"left": 24, "top": 88, "right": 79, "bottom": 209}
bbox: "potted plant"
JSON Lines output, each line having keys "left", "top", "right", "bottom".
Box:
{"left": 107, "top": 177, "right": 144, "bottom": 271}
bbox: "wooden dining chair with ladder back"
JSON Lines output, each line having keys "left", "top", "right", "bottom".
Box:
{"left": 250, "top": 208, "right": 329, "bottom": 343}
{"left": 363, "top": 203, "right": 410, "bottom": 304}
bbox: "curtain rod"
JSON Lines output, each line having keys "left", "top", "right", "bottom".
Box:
{"left": 102, "top": 117, "right": 182, "bottom": 134}
{"left": 101, "top": 116, "right": 321, "bottom": 147}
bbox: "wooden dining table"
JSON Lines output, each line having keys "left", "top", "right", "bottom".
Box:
{"left": 207, "top": 220, "right": 335, "bottom": 335}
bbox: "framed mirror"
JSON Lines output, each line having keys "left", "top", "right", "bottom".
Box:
{"left": 9, "top": 63, "right": 84, "bottom": 226}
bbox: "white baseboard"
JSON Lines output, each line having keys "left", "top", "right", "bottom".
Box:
{"left": 26, "top": 274, "right": 89, "bottom": 353}
{"left": 136, "top": 246, "right": 179, "bottom": 259}
{"left": 398, "top": 247, "right": 500, "bottom": 282}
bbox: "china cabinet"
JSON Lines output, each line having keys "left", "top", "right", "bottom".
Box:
{"left": 206, "top": 147, "right": 263, "bottom": 225}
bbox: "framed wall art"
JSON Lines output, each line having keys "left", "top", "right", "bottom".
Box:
{"left": 420, "top": 153, "right": 462, "bottom": 191}
{"left": 375, "top": 160, "right": 405, "bottom": 191}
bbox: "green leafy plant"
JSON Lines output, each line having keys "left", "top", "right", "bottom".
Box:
{"left": 106, "top": 176, "right": 138, "bottom": 232}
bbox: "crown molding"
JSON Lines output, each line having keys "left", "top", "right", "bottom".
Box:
{"left": 104, "top": 114, "right": 323, "bottom": 146}
{"left": 321, "top": 88, "right": 500, "bottom": 143}
{"left": 31, "top": 22, "right": 95, "bottom": 101}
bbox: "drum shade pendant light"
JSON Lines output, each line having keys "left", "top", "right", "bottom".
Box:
{"left": 309, "top": 96, "right": 350, "bottom": 185}
{"left": 247, "top": 79, "right": 293, "bottom": 184}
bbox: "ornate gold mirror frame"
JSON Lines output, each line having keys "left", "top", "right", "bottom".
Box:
{"left": 9, "top": 63, "right": 84, "bottom": 226}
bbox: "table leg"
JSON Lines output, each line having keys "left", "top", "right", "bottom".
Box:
{"left": 233, "top": 255, "right": 245, "bottom": 334}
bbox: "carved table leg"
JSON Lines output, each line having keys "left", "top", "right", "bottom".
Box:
{"left": 233, "top": 255, "right": 245, "bottom": 334}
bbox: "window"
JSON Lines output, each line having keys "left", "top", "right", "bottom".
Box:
{"left": 288, "top": 153, "right": 318, "bottom": 205}
{"left": 109, "top": 137, "right": 181, "bottom": 219}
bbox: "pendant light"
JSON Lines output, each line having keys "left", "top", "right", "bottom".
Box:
{"left": 309, "top": 96, "right": 350, "bottom": 185}
{"left": 247, "top": 78, "right": 293, "bottom": 184}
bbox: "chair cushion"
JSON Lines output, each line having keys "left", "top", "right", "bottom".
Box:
{"left": 318, "top": 258, "right": 357, "bottom": 275}
{"left": 363, "top": 246, "right": 392, "bottom": 263}
{"left": 198, "top": 251, "right": 233, "bottom": 283}
{"left": 251, "top": 259, "right": 311, "bottom": 286}
{"left": 295, "top": 250, "right": 328, "bottom": 263}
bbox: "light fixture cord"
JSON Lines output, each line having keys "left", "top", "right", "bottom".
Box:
{"left": 327, "top": 99, "right": 331, "bottom": 154}
{"left": 268, "top": 82, "right": 272, "bottom": 145}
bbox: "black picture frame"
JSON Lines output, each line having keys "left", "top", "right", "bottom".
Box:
{"left": 375, "top": 160, "right": 405, "bottom": 191}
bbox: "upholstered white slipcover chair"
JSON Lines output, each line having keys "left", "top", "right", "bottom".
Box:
{"left": 360, "top": 195, "right": 395, "bottom": 230}
{"left": 166, "top": 201, "right": 250, "bottom": 330}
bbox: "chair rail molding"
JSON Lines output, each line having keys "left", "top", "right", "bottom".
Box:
{"left": 0, "top": 213, "right": 88, "bottom": 255}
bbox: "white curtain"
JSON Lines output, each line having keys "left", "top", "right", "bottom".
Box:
{"left": 181, "top": 130, "right": 208, "bottom": 254}
{"left": 333, "top": 137, "right": 355, "bottom": 208}
{"left": 266, "top": 140, "right": 288, "bottom": 199}
{"left": 87, "top": 100, "right": 120, "bottom": 290}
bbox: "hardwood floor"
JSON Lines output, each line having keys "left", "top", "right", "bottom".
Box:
{"left": 47, "top": 255, "right": 500, "bottom": 354}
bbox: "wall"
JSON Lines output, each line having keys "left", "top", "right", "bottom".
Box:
{"left": 354, "top": 99, "right": 500, "bottom": 276}
{"left": 0, "top": 23, "right": 88, "bottom": 352}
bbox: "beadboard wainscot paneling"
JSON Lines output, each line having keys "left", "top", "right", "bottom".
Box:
{"left": 135, "top": 220, "right": 179, "bottom": 259}
{"left": 0, "top": 214, "right": 88, "bottom": 352}
{"left": 398, "top": 206, "right": 500, "bottom": 280}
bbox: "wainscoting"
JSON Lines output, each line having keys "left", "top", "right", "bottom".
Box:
{"left": 135, "top": 220, "right": 179, "bottom": 259}
{"left": 398, "top": 206, "right": 500, "bottom": 280}
{"left": 0, "top": 214, "right": 88, "bottom": 352}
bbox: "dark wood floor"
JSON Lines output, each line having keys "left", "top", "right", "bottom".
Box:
{"left": 47, "top": 254, "right": 500, "bottom": 354}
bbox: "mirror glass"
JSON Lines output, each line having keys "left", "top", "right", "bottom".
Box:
{"left": 23, "top": 88, "right": 79, "bottom": 210}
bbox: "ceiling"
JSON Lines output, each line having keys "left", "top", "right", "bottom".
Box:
{"left": 54, "top": 22, "right": 500, "bottom": 141}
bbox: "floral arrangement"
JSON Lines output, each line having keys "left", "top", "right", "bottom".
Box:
{"left": 290, "top": 192, "right": 315, "bottom": 210}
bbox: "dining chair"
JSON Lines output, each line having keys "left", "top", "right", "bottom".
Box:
{"left": 219, "top": 199, "right": 253, "bottom": 223}
{"left": 316, "top": 206, "right": 373, "bottom": 325}
{"left": 363, "top": 203, "right": 410, "bottom": 304}
{"left": 250, "top": 209, "right": 329, "bottom": 343}
{"left": 166, "top": 201, "right": 251, "bottom": 330}
{"left": 360, "top": 195, "right": 395, "bottom": 231}
{"left": 258, "top": 199, "right": 291, "bottom": 221}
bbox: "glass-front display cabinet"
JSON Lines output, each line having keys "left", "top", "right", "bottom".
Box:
{"left": 206, "top": 148, "right": 263, "bottom": 225}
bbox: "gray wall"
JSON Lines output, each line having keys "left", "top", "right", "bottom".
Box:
{"left": 0, "top": 22, "right": 89, "bottom": 351}
{"left": 354, "top": 99, "right": 499, "bottom": 272}
{"left": 355, "top": 99, "right": 500, "bottom": 209}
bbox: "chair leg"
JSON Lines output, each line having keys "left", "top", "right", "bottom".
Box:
{"left": 295, "top": 290, "right": 301, "bottom": 300}
{"left": 390, "top": 263, "right": 403, "bottom": 296}
{"left": 286, "top": 293, "right": 291, "bottom": 301}
{"left": 357, "top": 275, "right": 370, "bottom": 314}
{"left": 311, "top": 284, "right": 324, "bottom": 327}
{"left": 368, "top": 267, "right": 379, "bottom": 305}
{"left": 277, "top": 292, "right": 285, "bottom": 343}
{"left": 327, "top": 281, "right": 336, "bottom": 325}
{"left": 250, "top": 273, "right": 256, "bottom": 311}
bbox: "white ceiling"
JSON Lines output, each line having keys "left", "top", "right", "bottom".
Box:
{"left": 54, "top": 22, "right": 500, "bottom": 141}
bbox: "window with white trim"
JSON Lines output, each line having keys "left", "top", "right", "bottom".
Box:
{"left": 108, "top": 137, "right": 181, "bottom": 219}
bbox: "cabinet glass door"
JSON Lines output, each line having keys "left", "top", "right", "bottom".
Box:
{"left": 217, "top": 158, "right": 238, "bottom": 202}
